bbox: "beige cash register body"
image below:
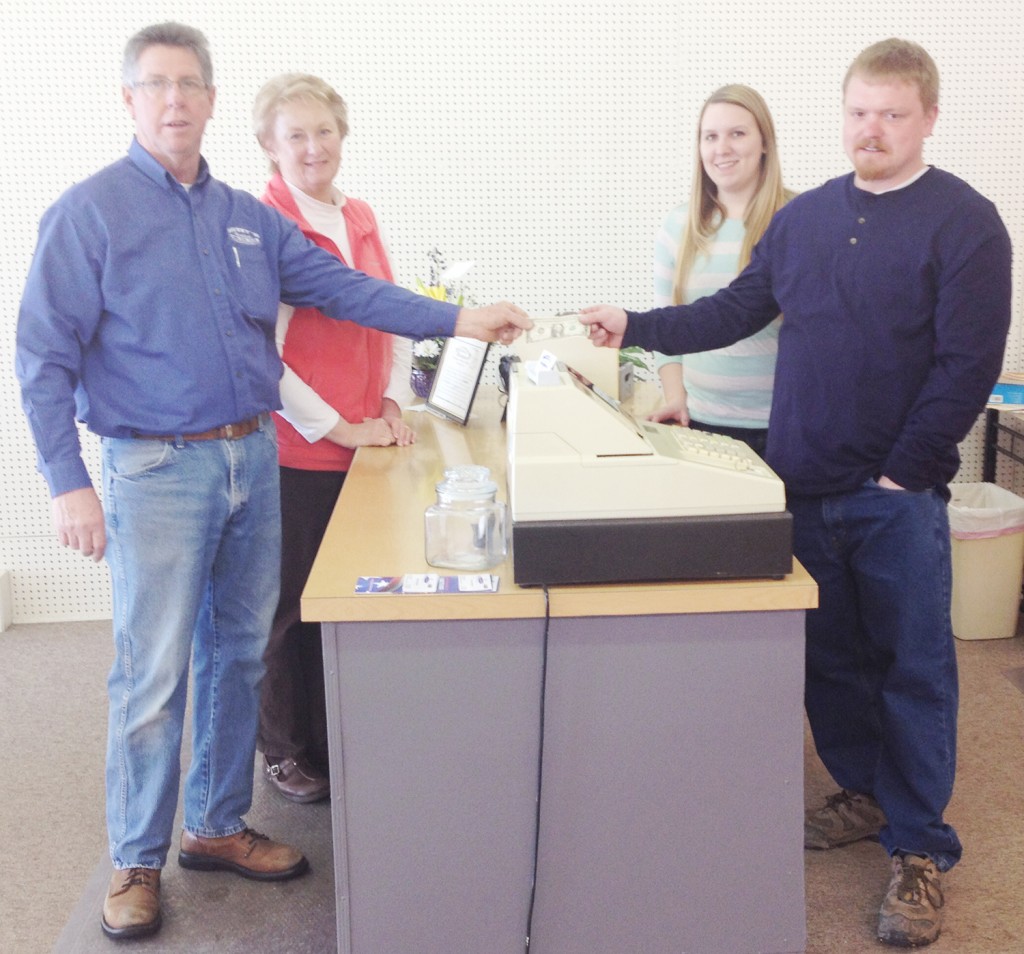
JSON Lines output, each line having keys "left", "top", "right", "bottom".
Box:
{"left": 506, "top": 357, "right": 793, "bottom": 585}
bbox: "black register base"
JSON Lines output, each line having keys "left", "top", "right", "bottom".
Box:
{"left": 301, "top": 398, "right": 817, "bottom": 954}
{"left": 512, "top": 510, "right": 794, "bottom": 585}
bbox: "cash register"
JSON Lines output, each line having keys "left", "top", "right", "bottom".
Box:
{"left": 506, "top": 355, "right": 792, "bottom": 585}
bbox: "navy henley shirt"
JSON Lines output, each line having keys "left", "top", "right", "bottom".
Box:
{"left": 623, "top": 168, "right": 1012, "bottom": 497}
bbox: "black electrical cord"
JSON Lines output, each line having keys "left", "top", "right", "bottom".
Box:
{"left": 523, "top": 584, "right": 551, "bottom": 952}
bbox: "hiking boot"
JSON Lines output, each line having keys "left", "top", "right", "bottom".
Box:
{"left": 804, "top": 788, "right": 886, "bottom": 849}
{"left": 877, "top": 853, "right": 944, "bottom": 947}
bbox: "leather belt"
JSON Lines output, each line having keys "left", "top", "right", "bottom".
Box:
{"left": 133, "top": 415, "right": 263, "bottom": 442}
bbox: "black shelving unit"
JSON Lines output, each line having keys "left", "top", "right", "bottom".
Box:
{"left": 983, "top": 407, "right": 1024, "bottom": 483}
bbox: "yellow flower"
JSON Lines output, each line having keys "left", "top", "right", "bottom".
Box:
{"left": 416, "top": 280, "right": 449, "bottom": 301}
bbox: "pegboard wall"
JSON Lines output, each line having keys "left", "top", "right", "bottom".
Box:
{"left": 1, "top": 0, "right": 1022, "bottom": 622}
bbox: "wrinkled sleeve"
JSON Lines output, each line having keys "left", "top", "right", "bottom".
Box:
{"left": 623, "top": 233, "right": 780, "bottom": 356}
{"left": 882, "top": 208, "right": 1012, "bottom": 490}
{"left": 15, "top": 204, "right": 104, "bottom": 496}
{"left": 384, "top": 337, "right": 415, "bottom": 407}
{"left": 274, "top": 302, "right": 342, "bottom": 443}
{"left": 274, "top": 217, "right": 458, "bottom": 339}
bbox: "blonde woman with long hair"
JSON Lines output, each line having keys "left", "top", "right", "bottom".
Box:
{"left": 650, "top": 84, "right": 793, "bottom": 456}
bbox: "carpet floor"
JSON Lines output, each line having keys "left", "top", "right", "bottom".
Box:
{"left": 1, "top": 618, "right": 1021, "bottom": 953}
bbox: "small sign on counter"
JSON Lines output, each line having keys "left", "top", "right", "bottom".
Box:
{"left": 355, "top": 574, "right": 500, "bottom": 594}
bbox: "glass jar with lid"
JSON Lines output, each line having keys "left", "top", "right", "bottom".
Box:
{"left": 424, "top": 464, "right": 508, "bottom": 570}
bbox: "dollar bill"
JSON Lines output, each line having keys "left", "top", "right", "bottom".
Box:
{"left": 524, "top": 312, "right": 588, "bottom": 344}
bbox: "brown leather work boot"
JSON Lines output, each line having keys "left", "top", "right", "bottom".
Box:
{"left": 101, "top": 867, "right": 161, "bottom": 939}
{"left": 178, "top": 827, "right": 309, "bottom": 881}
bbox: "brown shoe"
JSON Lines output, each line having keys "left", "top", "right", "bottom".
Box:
{"left": 877, "top": 853, "right": 944, "bottom": 947}
{"left": 805, "top": 789, "right": 887, "bottom": 849}
{"left": 178, "top": 827, "right": 309, "bottom": 881}
{"left": 101, "top": 867, "right": 161, "bottom": 939}
{"left": 263, "top": 755, "right": 330, "bottom": 804}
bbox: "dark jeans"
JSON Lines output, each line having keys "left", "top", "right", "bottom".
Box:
{"left": 790, "top": 479, "right": 961, "bottom": 870}
{"left": 257, "top": 466, "right": 346, "bottom": 771}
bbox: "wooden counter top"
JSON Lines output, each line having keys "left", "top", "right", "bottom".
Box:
{"left": 301, "top": 391, "right": 817, "bottom": 623}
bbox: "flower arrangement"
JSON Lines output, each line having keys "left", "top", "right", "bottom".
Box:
{"left": 411, "top": 335, "right": 444, "bottom": 373}
{"left": 411, "top": 248, "right": 476, "bottom": 374}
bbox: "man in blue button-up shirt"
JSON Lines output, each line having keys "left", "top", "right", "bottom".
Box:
{"left": 15, "top": 21, "right": 529, "bottom": 941}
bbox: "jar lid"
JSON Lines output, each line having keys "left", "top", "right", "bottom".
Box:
{"left": 436, "top": 464, "right": 498, "bottom": 499}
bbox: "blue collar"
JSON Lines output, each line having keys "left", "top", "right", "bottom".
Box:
{"left": 127, "top": 137, "right": 210, "bottom": 191}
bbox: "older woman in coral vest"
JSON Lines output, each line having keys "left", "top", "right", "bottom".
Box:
{"left": 252, "top": 73, "right": 415, "bottom": 802}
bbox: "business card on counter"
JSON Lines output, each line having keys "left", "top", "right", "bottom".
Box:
{"left": 355, "top": 574, "right": 500, "bottom": 594}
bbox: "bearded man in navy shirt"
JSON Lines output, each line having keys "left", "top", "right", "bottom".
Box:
{"left": 582, "top": 38, "right": 1011, "bottom": 949}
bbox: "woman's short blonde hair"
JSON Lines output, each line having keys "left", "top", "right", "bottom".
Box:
{"left": 253, "top": 73, "right": 349, "bottom": 170}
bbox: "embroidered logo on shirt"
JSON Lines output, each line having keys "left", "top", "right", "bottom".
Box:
{"left": 227, "top": 227, "right": 261, "bottom": 246}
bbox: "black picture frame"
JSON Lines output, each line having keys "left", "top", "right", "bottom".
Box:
{"left": 425, "top": 337, "right": 491, "bottom": 426}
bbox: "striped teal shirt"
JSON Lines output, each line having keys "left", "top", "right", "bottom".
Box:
{"left": 653, "top": 203, "right": 779, "bottom": 428}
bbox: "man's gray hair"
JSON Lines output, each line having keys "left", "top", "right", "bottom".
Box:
{"left": 122, "top": 22, "right": 213, "bottom": 88}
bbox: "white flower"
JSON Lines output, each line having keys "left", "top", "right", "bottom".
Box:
{"left": 410, "top": 250, "right": 477, "bottom": 374}
{"left": 439, "top": 261, "right": 474, "bottom": 285}
{"left": 413, "top": 338, "right": 443, "bottom": 359}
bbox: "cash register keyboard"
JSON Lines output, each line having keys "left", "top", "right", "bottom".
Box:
{"left": 638, "top": 421, "right": 772, "bottom": 475}
{"left": 668, "top": 428, "right": 770, "bottom": 473}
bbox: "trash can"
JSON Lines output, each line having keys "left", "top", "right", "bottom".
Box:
{"left": 948, "top": 482, "right": 1024, "bottom": 640}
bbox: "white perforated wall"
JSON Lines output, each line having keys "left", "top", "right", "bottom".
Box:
{"left": 2, "top": 1, "right": 1022, "bottom": 621}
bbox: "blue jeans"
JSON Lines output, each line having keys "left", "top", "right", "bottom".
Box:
{"left": 101, "top": 421, "right": 281, "bottom": 869}
{"left": 789, "top": 480, "right": 962, "bottom": 871}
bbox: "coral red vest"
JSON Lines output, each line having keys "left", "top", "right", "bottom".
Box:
{"left": 262, "top": 173, "right": 395, "bottom": 471}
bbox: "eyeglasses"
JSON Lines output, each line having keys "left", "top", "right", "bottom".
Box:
{"left": 132, "top": 77, "right": 209, "bottom": 98}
